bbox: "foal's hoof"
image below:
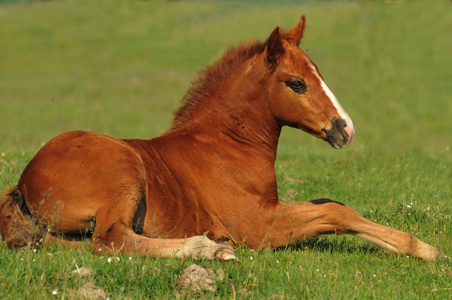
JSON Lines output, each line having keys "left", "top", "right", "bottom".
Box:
{"left": 413, "top": 240, "right": 442, "bottom": 261}
{"left": 215, "top": 246, "right": 239, "bottom": 262}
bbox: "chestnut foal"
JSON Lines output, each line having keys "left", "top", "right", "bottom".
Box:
{"left": 0, "top": 15, "right": 440, "bottom": 261}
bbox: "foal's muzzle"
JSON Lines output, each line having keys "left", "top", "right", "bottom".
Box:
{"left": 323, "top": 118, "right": 354, "bottom": 149}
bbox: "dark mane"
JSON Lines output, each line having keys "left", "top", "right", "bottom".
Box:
{"left": 170, "top": 40, "right": 268, "bottom": 130}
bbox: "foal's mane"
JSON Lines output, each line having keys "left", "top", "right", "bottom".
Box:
{"left": 170, "top": 40, "right": 268, "bottom": 130}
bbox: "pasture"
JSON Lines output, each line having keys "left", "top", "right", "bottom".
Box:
{"left": 0, "top": 0, "right": 451, "bottom": 298}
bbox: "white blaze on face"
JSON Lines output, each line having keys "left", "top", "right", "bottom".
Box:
{"left": 310, "top": 64, "right": 355, "bottom": 142}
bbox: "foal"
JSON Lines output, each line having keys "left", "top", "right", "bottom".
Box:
{"left": 0, "top": 15, "right": 440, "bottom": 261}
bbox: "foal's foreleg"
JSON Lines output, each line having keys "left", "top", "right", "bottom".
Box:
{"left": 268, "top": 200, "right": 441, "bottom": 260}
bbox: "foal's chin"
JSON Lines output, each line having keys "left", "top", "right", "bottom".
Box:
{"left": 327, "top": 136, "right": 353, "bottom": 150}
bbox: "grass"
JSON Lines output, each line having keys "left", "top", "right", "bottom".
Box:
{"left": 0, "top": 0, "right": 451, "bottom": 298}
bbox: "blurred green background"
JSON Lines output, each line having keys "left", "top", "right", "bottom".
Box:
{"left": 0, "top": 2, "right": 451, "bottom": 298}
{"left": 1, "top": 0, "right": 450, "bottom": 156}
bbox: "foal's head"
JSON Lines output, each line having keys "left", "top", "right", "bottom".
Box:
{"left": 262, "top": 15, "right": 354, "bottom": 149}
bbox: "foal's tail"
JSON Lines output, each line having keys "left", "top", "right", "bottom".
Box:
{"left": 0, "top": 186, "right": 44, "bottom": 248}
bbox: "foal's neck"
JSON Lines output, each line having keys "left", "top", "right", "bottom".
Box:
{"left": 192, "top": 64, "right": 281, "bottom": 161}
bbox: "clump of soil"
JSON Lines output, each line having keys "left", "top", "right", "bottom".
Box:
{"left": 178, "top": 264, "right": 225, "bottom": 292}
{"left": 73, "top": 282, "right": 108, "bottom": 299}
{"left": 70, "top": 267, "right": 109, "bottom": 299}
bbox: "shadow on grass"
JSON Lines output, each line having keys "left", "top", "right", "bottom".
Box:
{"left": 279, "top": 236, "right": 382, "bottom": 256}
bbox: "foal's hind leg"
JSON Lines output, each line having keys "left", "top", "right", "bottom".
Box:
{"left": 90, "top": 194, "right": 236, "bottom": 260}
{"left": 266, "top": 199, "right": 441, "bottom": 260}
{"left": 91, "top": 221, "right": 236, "bottom": 260}
{"left": 39, "top": 227, "right": 237, "bottom": 260}
{"left": 36, "top": 204, "right": 237, "bottom": 260}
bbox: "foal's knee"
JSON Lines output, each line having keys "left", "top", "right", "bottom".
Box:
{"left": 310, "top": 198, "right": 345, "bottom": 206}
{"left": 310, "top": 198, "right": 362, "bottom": 217}
{"left": 310, "top": 199, "right": 365, "bottom": 234}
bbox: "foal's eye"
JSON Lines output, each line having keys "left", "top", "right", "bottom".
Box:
{"left": 285, "top": 79, "right": 307, "bottom": 94}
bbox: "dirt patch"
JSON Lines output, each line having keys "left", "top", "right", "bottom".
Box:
{"left": 178, "top": 264, "right": 225, "bottom": 292}
{"left": 72, "top": 282, "right": 108, "bottom": 299}
{"left": 69, "top": 267, "right": 109, "bottom": 299}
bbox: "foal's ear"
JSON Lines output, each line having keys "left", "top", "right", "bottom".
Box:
{"left": 266, "top": 26, "right": 284, "bottom": 70}
{"left": 285, "top": 14, "right": 306, "bottom": 46}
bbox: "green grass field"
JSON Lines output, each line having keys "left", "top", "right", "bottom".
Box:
{"left": 1, "top": 0, "right": 451, "bottom": 298}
